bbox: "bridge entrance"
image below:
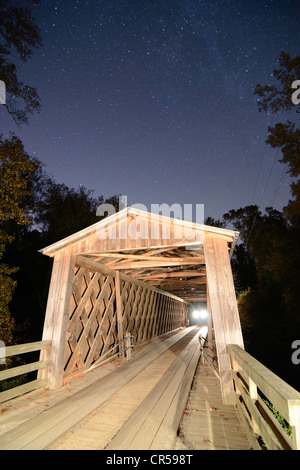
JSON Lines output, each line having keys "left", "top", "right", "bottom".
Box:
{"left": 39, "top": 206, "right": 243, "bottom": 405}
{"left": 1, "top": 207, "right": 300, "bottom": 450}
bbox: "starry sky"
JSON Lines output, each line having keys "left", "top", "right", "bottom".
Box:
{"left": 1, "top": 0, "right": 300, "bottom": 221}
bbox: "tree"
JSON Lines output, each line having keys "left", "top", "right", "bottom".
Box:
{"left": 254, "top": 53, "right": 300, "bottom": 387}
{"left": 255, "top": 52, "right": 300, "bottom": 114}
{"left": 230, "top": 244, "right": 257, "bottom": 293}
{"left": 2, "top": 177, "right": 120, "bottom": 341}
{"left": 35, "top": 180, "right": 120, "bottom": 244}
{"left": 223, "top": 202, "right": 300, "bottom": 387}
{"left": 0, "top": 134, "right": 40, "bottom": 344}
{"left": 223, "top": 206, "right": 287, "bottom": 288}
{"left": 255, "top": 51, "right": 300, "bottom": 224}
{"left": 0, "top": 134, "right": 39, "bottom": 228}
{"left": 204, "top": 216, "right": 226, "bottom": 228}
{"left": 0, "top": 0, "right": 42, "bottom": 124}
{"left": 0, "top": 1, "right": 43, "bottom": 343}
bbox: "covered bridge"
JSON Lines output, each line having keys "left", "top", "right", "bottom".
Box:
{"left": 39, "top": 206, "right": 243, "bottom": 404}
{"left": 1, "top": 206, "right": 300, "bottom": 450}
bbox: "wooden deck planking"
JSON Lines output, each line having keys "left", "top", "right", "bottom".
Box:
{"left": 175, "top": 362, "right": 253, "bottom": 450}
{"left": 105, "top": 328, "right": 201, "bottom": 450}
{"left": 0, "top": 327, "right": 198, "bottom": 450}
{"left": 0, "top": 326, "right": 253, "bottom": 451}
{"left": 48, "top": 335, "right": 197, "bottom": 450}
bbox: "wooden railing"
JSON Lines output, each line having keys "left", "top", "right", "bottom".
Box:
{"left": 0, "top": 340, "right": 52, "bottom": 404}
{"left": 228, "top": 344, "right": 300, "bottom": 450}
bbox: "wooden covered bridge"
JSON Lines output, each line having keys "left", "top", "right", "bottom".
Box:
{"left": 0, "top": 207, "right": 299, "bottom": 450}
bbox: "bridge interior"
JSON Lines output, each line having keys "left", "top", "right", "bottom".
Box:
{"left": 0, "top": 326, "right": 252, "bottom": 450}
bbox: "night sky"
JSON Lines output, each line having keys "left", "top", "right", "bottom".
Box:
{"left": 1, "top": 0, "right": 300, "bottom": 221}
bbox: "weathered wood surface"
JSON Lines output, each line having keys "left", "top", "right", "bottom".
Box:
{"left": 40, "top": 249, "right": 76, "bottom": 389}
{"left": 0, "top": 327, "right": 256, "bottom": 451}
{"left": 49, "top": 327, "right": 202, "bottom": 450}
{"left": 105, "top": 327, "right": 203, "bottom": 450}
{"left": 0, "top": 378, "right": 48, "bottom": 405}
{"left": 175, "top": 362, "right": 253, "bottom": 450}
{"left": 0, "top": 327, "right": 194, "bottom": 450}
{"left": 0, "top": 340, "right": 52, "bottom": 403}
{"left": 204, "top": 234, "right": 244, "bottom": 405}
{"left": 62, "top": 257, "right": 186, "bottom": 380}
{"left": 2, "top": 340, "right": 52, "bottom": 357}
{"left": 229, "top": 344, "right": 300, "bottom": 450}
{"left": 40, "top": 207, "right": 238, "bottom": 258}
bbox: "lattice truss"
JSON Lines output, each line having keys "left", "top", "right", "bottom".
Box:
{"left": 83, "top": 245, "right": 206, "bottom": 299}
{"left": 63, "top": 245, "right": 204, "bottom": 376}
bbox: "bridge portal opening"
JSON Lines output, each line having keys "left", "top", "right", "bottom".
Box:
{"left": 39, "top": 207, "right": 244, "bottom": 405}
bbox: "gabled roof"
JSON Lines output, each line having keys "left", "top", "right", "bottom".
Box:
{"left": 39, "top": 206, "right": 239, "bottom": 257}
{"left": 39, "top": 207, "right": 239, "bottom": 301}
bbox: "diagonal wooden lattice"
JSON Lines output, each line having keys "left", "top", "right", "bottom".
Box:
{"left": 63, "top": 262, "right": 186, "bottom": 377}
{"left": 64, "top": 266, "right": 117, "bottom": 375}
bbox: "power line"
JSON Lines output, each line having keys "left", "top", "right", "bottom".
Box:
{"left": 269, "top": 162, "right": 289, "bottom": 207}
{"left": 251, "top": 0, "right": 299, "bottom": 209}
{"left": 250, "top": 113, "right": 275, "bottom": 205}
{"left": 242, "top": 2, "right": 299, "bottom": 246}
{"left": 258, "top": 147, "right": 281, "bottom": 208}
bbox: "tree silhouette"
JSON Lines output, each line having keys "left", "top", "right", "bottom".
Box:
{"left": 0, "top": 134, "right": 40, "bottom": 344}
{"left": 255, "top": 51, "right": 300, "bottom": 224}
{"left": 0, "top": 0, "right": 42, "bottom": 124}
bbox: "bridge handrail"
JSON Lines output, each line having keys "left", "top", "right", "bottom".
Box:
{"left": 0, "top": 340, "right": 52, "bottom": 404}
{"left": 228, "top": 344, "right": 300, "bottom": 450}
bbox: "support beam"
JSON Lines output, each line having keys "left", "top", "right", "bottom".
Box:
{"left": 76, "top": 255, "right": 185, "bottom": 303}
{"left": 204, "top": 234, "right": 244, "bottom": 405}
{"left": 206, "top": 285, "right": 213, "bottom": 361}
{"left": 115, "top": 270, "right": 124, "bottom": 358}
{"left": 106, "top": 258, "right": 205, "bottom": 269}
{"left": 41, "top": 250, "right": 76, "bottom": 389}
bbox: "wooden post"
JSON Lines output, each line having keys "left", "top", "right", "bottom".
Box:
{"left": 115, "top": 270, "right": 124, "bottom": 358}
{"left": 249, "top": 377, "right": 260, "bottom": 435}
{"left": 125, "top": 332, "right": 132, "bottom": 361}
{"left": 41, "top": 250, "right": 76, "bottom": 389}
{"left": 183, "top": 302, "right": 188, "bottom": 326}
{"left": 204, "top": 234, "right": 244, "bottom": 405}
{"left": 289, "top": 402, "right": 300, "bottom": 450}
{"left": 206, "top": 285, "right": 213, "bottom": 361}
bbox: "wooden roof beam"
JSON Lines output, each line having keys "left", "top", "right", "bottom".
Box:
{"left": 138, "top": 269, "right": 206, "bottom": 278}
{"left": 105, "top": 258, "right": 205, "bottom": 270}
{"left": 76, "top": 255, "right": 185, "bottom": 303}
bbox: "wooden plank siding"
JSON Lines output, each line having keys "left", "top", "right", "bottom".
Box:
{"left": 39, "top": 207, "right": 238, "bottom": 259}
